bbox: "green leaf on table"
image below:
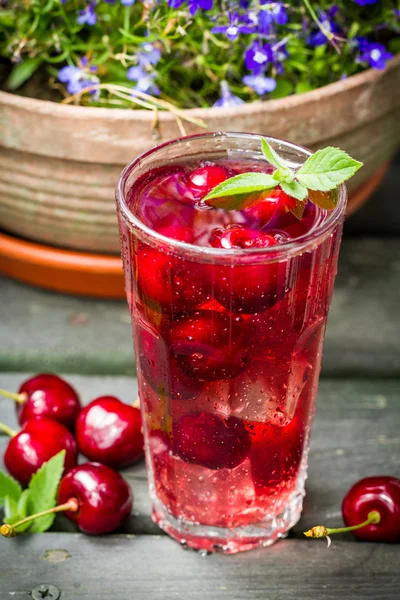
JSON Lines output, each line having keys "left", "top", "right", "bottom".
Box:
{"left": 7, "top": 57, "right": 43, "bottom": 91}
{"left": 280, "top": 180, "right": 308, "bottom": 202}
{"left": 0, "top": 471, "right": 22, "bottom": 507}
{"left": 15, "top": 490, "right": 31, "bottom": 532}
{"left": 27, "top": 450, "right": 65, "bottom": 533}
{"left": 296, "top": 147, "right": 363, "bottom": 191}
{"left": 3, "top": 490, "right": 31, "bottom": 532}
{"left": 4, "top": 495, "right": 19, "bottom": 522}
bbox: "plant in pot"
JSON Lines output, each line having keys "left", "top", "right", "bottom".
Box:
{"left": 0, "top": 0, "right": 399, "bottom": 297}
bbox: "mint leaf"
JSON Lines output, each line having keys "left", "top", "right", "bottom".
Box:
{"left": 308, "top": 188, "right": 338, "bottom": 210}
{"left": 296, "top": 147, "right": 363, "bottom": 191}
{"left": 27, "top": 450, "right": 65, "bottom": 533}
{"left": 0, "top": 471, "right": 22, "bottom": 507}
{"left": 289, "top": 200, "right": 306, "bottom": 220}
{"left": 280, "top": 180, "right": 308, "bottom": 202}
{"left": 204, "top": 173, "right": 278, "bottom": 203}
{"left": 206, "top": 189, "right": 277, "bottom": 211}
{"left": 261, "top": 138, "right": 289, "bottom": 170}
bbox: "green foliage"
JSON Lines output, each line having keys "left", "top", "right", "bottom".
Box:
{"left": 0, "top": 1, "right": 398, "bottom": 109}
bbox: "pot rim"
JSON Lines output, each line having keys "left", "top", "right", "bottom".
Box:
{"left": 1, "top": 56, "right": 399, "bottom": 122}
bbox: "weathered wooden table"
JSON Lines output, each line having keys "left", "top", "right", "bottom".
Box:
{"left": 1, "top": 237, "right": 399, "bottom": 599}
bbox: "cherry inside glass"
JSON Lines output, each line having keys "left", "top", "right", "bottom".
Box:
{"left": 116, "top": 133, "right": 346, "bottom": 554}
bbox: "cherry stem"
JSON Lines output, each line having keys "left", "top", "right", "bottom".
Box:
{"left": 0, "top": 421, "right": 18, "bottom": 438}
{"left": 0, "top": 498, "right": 79, "bottom": 538}
{"left": 304, "top": 510, "right": 381, "bottom": 539}
{"left": 0, "top": 388, "right": 26, "bottom": 405}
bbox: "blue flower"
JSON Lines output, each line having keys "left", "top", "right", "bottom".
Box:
{"left": 188, "top": 0, "right": 213, "bottom": 15}
{"left": 307, "top": 10, "right": 340, "bottom": 47}
{"left": 245, "top": 40, "right": 273, "bottom": 73}
{"left": 77, "top": 2, "right": 97, "bottom": 26}
{"left": 352, "top": 0, "right": 378, "bottom": 5}
{"left": 211, "top": 11, "right": 254, "bottom": 41}
{"left": 259, "top": 2, "right": 288, "bottom": 26}
{"left": 138, "top": 42, "right": 161, "bottom": 67}
{"left": 127, "top": 66, "right": 160, "bottom": 95}
{"left": 242, "top": 73, "right": 276, "bottom": 95}
{"left": 213, "top": 81, "right": 245, "bottom": 108}
{"left": 359, "top": 42, "right": 393, "bottom": 70}
{"left": 272, "top": 40, "right": 288, "bottom": 75}
{"left": 168, "top": 0, "right": 212, "bottom": 13}
{"left": 58, "top": 61, "right": 99, "bottom": 95}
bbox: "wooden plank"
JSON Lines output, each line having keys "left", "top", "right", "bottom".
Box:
{"left": 0, "top": 534, "right": 399, "bottom": 600}
{"left": 1, "top": 375, "right": 399, "bottom": 537}
{"left": 1, "top": 237, "right": 400, "bottom": 377}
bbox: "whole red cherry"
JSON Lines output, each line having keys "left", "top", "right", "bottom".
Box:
{"left": 188, "top": 165, "right": 233, "bottom": 193}
{"left": 342, "top": 476, "right": 400, "bottom": 543}
{"left": 249, "top": 416, "right": 305, "bottom": 490}
{"left": 3, "top": 418, "right": 77, "bottom": 486}
{"left": 172, "top": 411, "right": 251, "bottom": 470}
{"left": 167, "top": 309, "right": 249, "bottom": 382}
{"left": 0, "top": 373, "right": 81, "bottom": 429}
{"left": 136, "top": 245, "right": 209, "bottom": 313}
{"left": 210, "top": 225, "right": 278, "bottom": 250}
{"left": 58, "top": 463, "right": 133, "bottom": 535}
{"left": 245, "top": 188, "right": 296, "bottom": 227}
{"left": 135, "top": 325, "right": 204, "bottom": 400}
{"left": 75, "top": 396, "right": 144, "bottom": 469}
{"left": 305, "top": 476, "right": 400, "bottom": 544}
{"left": 211, "top": 258, "right": 283, "bottom": 314}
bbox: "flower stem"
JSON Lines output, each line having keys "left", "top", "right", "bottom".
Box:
{"left": 0, "top": 498, "right": 79, "bottom": 538}
{"left": 302, "top": 0, "right": 341, "bottom": 54}
{"left": 0, "top": 422, "right": 18, "bottom": 438}
{"left": 0, "top": 389, "right": 26, "bottom": 405}
{"left": 304, "top": 511, "right": 381, "bottom": 538}
{"left": 123, "top": 5, "right": 130, "bottom": 33}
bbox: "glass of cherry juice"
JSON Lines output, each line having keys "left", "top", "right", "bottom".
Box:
{"left": 116, "top": 133, "right": 346, "bottom": 554}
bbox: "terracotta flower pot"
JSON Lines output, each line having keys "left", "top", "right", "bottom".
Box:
{"left": 0, "top": 57, "right": 399, "bottom": 255}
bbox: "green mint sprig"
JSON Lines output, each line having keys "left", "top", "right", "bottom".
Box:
{"left": 0, "top": 450, "right": 65, "bottom": 534}
{"left": 203, "top": 139, "right": 363, "bottom": 218}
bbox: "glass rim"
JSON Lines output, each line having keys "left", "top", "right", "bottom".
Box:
{"left": 116, "top": 132, "right": 347, "bottom": 262}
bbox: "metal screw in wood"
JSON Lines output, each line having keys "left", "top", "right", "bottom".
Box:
{"left": 31, "top": 584, "right": 60, "bottom": 600}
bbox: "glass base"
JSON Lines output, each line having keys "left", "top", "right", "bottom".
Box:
{"left": 152, "top": 489, "right": 304, "bottom": 554}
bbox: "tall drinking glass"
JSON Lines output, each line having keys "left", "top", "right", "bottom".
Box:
{"left": 116, "top": 133, "right": 346, "bottom": 554}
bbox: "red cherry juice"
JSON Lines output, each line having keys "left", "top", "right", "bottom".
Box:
{"left": 117, "top": 134, "right": 345, "bottom": 553}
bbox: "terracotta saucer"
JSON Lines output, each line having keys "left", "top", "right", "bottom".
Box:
{"left": 0, "top": 161, "right": 390, "bottom": 299}
{"left": 0, "top": 232, "right": 125, "bottom": 299}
